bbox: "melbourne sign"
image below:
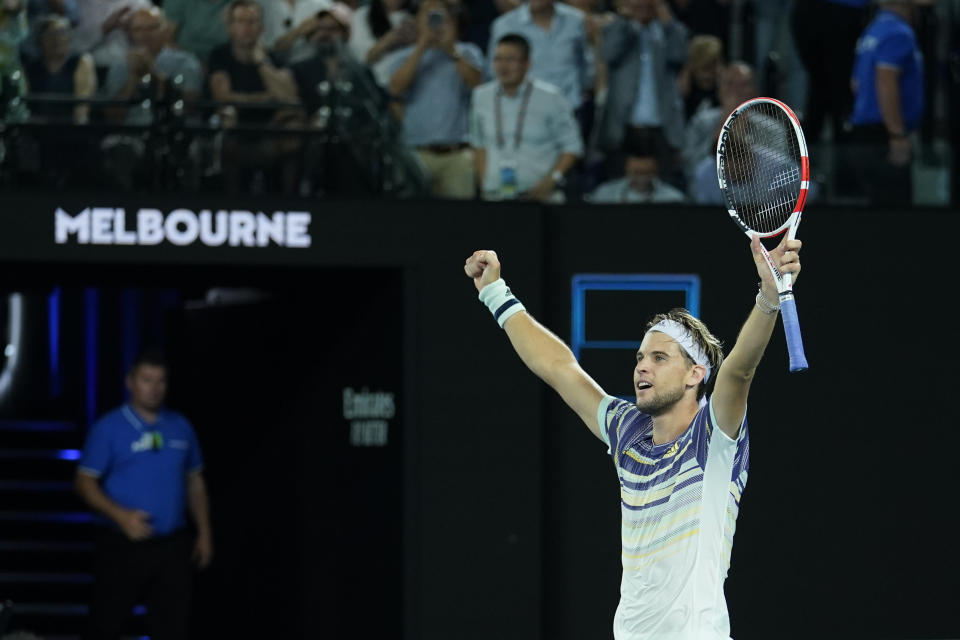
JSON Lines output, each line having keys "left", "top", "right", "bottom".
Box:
{"left": 54, "top": 207, "right": 312, "bottom": 248}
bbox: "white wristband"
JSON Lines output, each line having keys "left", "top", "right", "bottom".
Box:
{"left": 478, "top": 278, "right": 526, "bottom": 328}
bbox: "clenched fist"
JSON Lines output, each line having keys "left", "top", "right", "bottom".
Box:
{"left": 464, "top": 250, "right": 502, "bottom": 292}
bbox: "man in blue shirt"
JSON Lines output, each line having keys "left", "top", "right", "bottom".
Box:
{"left": 847, "top": 0, "right": 923, "bottom": 205}
{"left": 595, "top": 0, "right": 688, "bottom": 189}
{"left": 487, "top": 0, "right": 593, "bottom": 111}
{"left": 76, "top": 349, "right": 212, "bottom": 640}
{"left": 386, "top": 0, "right": 484, "bottom": 199}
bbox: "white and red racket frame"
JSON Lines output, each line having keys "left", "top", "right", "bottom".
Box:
{"left": 716, "top": 97, "right": 810, "bottom": 372}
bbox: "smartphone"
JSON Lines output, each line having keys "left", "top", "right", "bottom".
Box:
{"left": 427, "top": 9, "right": 445, "bottom": 29}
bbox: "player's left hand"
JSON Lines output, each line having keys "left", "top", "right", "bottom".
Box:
{"left": 193, "top": 530, "right": 213, "bottom": 569}
{"left": 751, "top": 233, "right": 801, "bottom": 300}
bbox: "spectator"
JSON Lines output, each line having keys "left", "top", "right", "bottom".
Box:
{"left": 847, "top": 0, "right": 923, "bottom": 205}
{"left": 561, "top": 0, "right": 616, "bottom": 148}
{"left": 1, "top": 0, "right": 29, "bottom": 85}
{"left": 164, "top": 0, "right": 232, "bottom": 63}
{"left": 488, "top": 0, "right": 594, "bottom": 110}
{"left": 792, "top": 0, "right": 869, "bottom": 143}
{"left": 18, "top": 14, "right": 97, "bottom": 188}
{"left": 753, "top": 0, "right": 805, "bottom": 108}
{"left": 23, "top": 14, "right": 95, "bottom": 122}
{"left": 688, "top": 145, "right": 721, "bottom": 204}
{"left": 588, "top": 139, "right": 686, "bottom": 203}
{"left": 676, "top": 33, "right": 720, "bottom": 121}
{"left": 209, "top": 0, "right": 301, "bottom": 194}
{"left": 70, "top": 0, "right": 149, "bottom": 69}
{"left": 96, "top": 7, "right": 202, "bottom": 190}
{"left": 262, "top": 0, "right": 333, "bottom": 66}
{"left": 20, "top": 0, "right": 78, "bottom": 60}
{"left": 386, "top": 0, "right": 483, "bottom": 199}
{"left": 102, "top": 7, "right": 202, "bottom": 124}
{"left": 470, "top": 33, "right": 583, "bottom": 202}
{"left": 597, "top": 0, "right": 688, "bottom": 186}
{"left": 682, "top": 61, "right": 754, "bottom": 181}
{"left": 291, "top": 3, "right": 391, "bottom": 195}
{"left": 347, "top": 0, "right": 415, "bottom": 66}
{"left": 291, "top": 2, "right": 359, "bottom": 113}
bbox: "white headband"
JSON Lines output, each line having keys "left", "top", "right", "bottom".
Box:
{"left": 647, "top": 319, "right": 712, "bottom": 382}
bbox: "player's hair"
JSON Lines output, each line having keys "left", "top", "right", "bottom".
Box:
{"left": 497, "top": 33, "right": 531, "bottom": 60}
{"left": 129, "top": 348, "right": 168, "bottom": 373}
{"left": 645, "top": 308, "right": 724, "bottom": 400}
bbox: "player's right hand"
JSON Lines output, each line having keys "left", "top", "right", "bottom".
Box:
{"left": 464, "top": 250, "right": 501, "bottom": 293}
{"left": 117, "top": 508, "right": 154, "bottom": 541}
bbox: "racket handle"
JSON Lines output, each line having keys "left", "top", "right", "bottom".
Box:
{"left": 779, "top": 296, "right": 809, "bottom": 372}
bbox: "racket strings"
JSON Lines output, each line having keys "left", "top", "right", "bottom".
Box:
{"left": 721, "top": 102, "right": 802, "bottom": 234}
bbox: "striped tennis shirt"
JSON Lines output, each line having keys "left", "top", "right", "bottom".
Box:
{"left": 598, "top": 394, "right": 749, "bottom": 640}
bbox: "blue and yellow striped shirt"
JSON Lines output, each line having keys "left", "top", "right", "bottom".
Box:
{"left": 599, "top": 395, "right": 749, "bottom": 640}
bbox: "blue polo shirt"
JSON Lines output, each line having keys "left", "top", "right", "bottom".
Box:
{"left": 384, "top": 42, "right": 485, "bottom": 147}
{"left": 78, "top": 404, "right": 204, "bottom": 536}
{"left": 850, "top": 10, "right": 924, "bottom": 130}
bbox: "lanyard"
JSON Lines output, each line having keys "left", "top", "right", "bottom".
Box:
{"left": 495, "top": 81, "right": 534, "bottom": 150}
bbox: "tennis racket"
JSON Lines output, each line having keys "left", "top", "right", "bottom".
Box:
{"left": 716, "top": 97, "right": 809, "bottom": 372}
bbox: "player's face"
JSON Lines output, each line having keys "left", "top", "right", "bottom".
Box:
{"left": 633, "top": 332, "right": 693, "bottom": 415}
{"left": 127, "top": 364, "right": 168, "bottom": 413}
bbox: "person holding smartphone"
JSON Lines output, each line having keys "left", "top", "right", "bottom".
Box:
{"left": 385, "top": 0, "right": 484, "bottom": 199}
{"left": 263, "top": 0, "right": 336, "bottom": 65}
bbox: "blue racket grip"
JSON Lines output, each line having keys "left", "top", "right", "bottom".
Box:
{"left": 779, "top": 296, "right": 809, "bottom": 372}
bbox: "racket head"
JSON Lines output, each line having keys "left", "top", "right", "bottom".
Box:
{"left": 716, "top": 97, "right": 809, "bottom": 238}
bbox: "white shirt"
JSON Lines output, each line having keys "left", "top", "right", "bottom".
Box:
{"left": 469, "top": 78, "right": 583, "bottom": 196}
{"left": 599, "top": 396, "right": 749, "bottom": 640}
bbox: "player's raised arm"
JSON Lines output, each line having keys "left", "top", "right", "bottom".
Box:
{"left": 712, "top": 234, "right": 802, "bottom": 438}
{"left": 465, "top": 250, "right": 607, "bottom": 440}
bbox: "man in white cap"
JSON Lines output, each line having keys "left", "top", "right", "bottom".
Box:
{"left": 463, "top": 232, "right": 803, "bottom": 640}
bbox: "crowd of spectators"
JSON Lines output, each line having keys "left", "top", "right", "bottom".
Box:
{"left": 0, "top": 0, "right": 940, "bottom": 203}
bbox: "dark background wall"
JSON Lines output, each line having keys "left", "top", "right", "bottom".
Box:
{"left": 0, "top": 195, "right": 956, "bottom": 639}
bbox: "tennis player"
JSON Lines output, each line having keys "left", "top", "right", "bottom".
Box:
{"left": 464, "top": 234, "right": 801, "bottom": 639}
